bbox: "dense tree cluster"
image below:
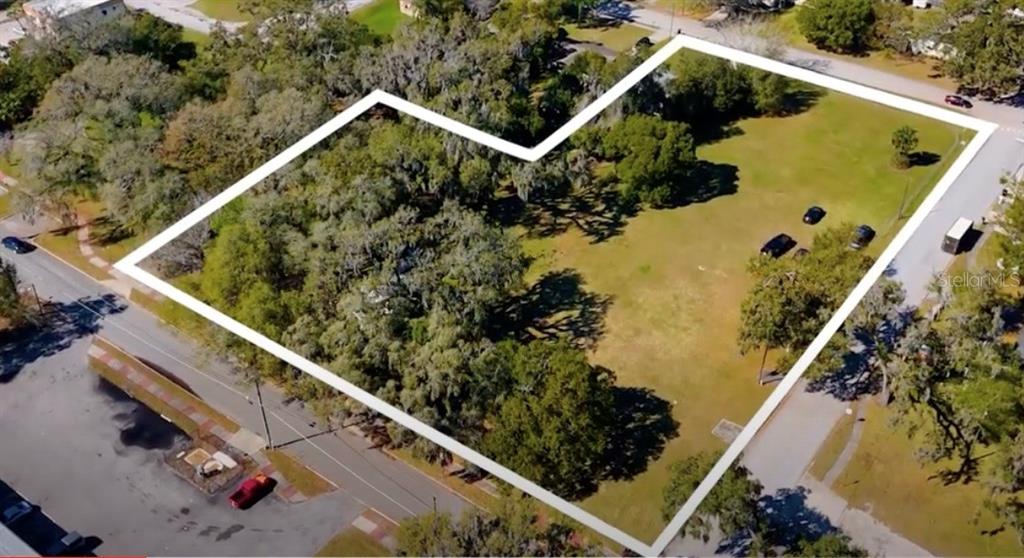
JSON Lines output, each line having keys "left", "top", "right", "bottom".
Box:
{"left": 395, "top": 494, "right": 599, "bottom": 556}
{"left": 794, "top": 0, "right": 1024, "bottom": 98}
{"left": 2, "top": 0, "right": 808, "bottom": 499}
{"left": 796, "top": 0, "right": 876, "bottom": 54}
{"left": 0, "top": 258, "right": 27, "bottom": 328}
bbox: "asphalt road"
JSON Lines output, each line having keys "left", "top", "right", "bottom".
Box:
{"left": 0, "top": 216, "right": 471, "bottom": 546}
{"left": 0, "top": 329, "right": 362, "bottom": 556}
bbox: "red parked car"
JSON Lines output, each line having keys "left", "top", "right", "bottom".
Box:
{"left": 228, "top": 473, "right": 276, "bottom": 509}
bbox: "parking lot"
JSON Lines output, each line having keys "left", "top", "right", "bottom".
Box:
{"left": 0, "top": 330, "right": 362, "bottom": 556}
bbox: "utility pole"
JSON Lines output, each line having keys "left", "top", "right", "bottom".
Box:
{"left": 254, "top": 378, "right": 273, "bottom": 450}
{"left": 669, "top": 0, "right": 677, "bottom": 36}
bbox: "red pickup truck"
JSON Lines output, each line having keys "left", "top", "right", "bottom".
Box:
{"left": 228, "top": 473, "right": 276, "bottom": 509}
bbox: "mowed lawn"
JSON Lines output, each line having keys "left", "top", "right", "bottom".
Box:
{"left": 351, "top": 0, "right": 410, "bottom": 36}
{"left": 564, "top": 23, "right": 651, "bottom": 53}
{"left": 189, "top": 0, "right": 251, "bottom": 22}
{"left": 523, "top": 89, "right": 967, "bottom": 540}
{"left": 828, "top": 402, "right": 1023, "bottom": 556}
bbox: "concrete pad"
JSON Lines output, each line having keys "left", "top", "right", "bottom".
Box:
{"left": 351, "top": 515, "right": 377, "bottom": 535}
{"left": 226, "top": 428, "right": 266, "bottom": 455}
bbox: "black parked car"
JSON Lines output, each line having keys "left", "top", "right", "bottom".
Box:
{"left": 1, "top": 236, "right": 34, "bottom": 254}
{"left": 850, "top": 225, "right": 876, "bottom": 250}
{"left": 944, "top": 94, "right": 973, "bottom": 109}
{"left": 803, "top": 206, "right": 826, "bottom": 225}
{"left": 761, "top": 233, "right": 796, "bottom": 258}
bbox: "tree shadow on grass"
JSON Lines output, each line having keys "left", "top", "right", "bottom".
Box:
{"left": 675, "top": 161, "right": 740, "bottom": 207}
{"left": 495, "top": 268, "right": 611, "bottom": 349}
{"left": 88, "top": 215, "right": 133, "bottom": 247}
{"left": 0, "top": 294, "right": 126, "bottom": 383}
{"left": 778, "top": 87, "right": 825, "bottom": 117}
{"left": 599, "top": 385, "right": 679, "bottom": 482}
{"left": 909, "top": 151, "right": 941, "bottom": 168}
{"left": 503, "top": 180, "right": 638, "bottom": 244}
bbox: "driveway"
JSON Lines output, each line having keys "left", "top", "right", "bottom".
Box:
{"left": 123, "top": 0, "right": 245, "bottom": 33}
{"left": 0, "top": 326, "right": 362, "bottom": 556}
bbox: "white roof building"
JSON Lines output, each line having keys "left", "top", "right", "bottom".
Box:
{"left": 21, "top": 0, "right": 125, "bottom": 35}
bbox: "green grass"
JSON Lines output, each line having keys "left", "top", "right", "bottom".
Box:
{"left": 650, "top": 0, "right": 717, "bottom": 18}
{"left": 524, "top": 86, "right": 967, "bottom": 540}
{"left": 130, "top": 274, "right": 212, "bottom": 336}
{"left": 809, "top": 405, "right": 857, "bottom": 481}
{"left": 93, "top": 336, "right": 240, "bottom": 433}
{"left": 189, "top": 0, "right": 251, "bottom": 22}
{"left": 0, "top": 193, "right": 10, "bottom": 218}
{"left": 0, "top": 152, "right": 19, "bottom": 179}
{"left": 351, "top": 0, "right": 409, "bottom": 36}
{"left": 265, "top": 449, "right": 335, "bottom": 498}
{"left": 564, "top": 23, "right": 651, "bottom": 53}
{"left": 181, "top": 28, "right": 212, "bottom": 50}
{"left": 34, "top": 224, "right": 113, "bottom": 282}
{"left": 315, "top": 528, "right": 390, "bottom": 557}
{"left": 828, "top": 401, "right": 1023, "bottom": 556}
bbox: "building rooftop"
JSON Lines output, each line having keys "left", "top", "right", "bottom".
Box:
{"left": 0, "top": 523, "right": 37, "bottom": 557}
{"left": 23, "top": 0, "right": 114, "bottom": 18}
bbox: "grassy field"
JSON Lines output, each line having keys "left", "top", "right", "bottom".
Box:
{"left": 827, "top": 401, "right": 1023, "bottom": 556}
{"left": 315, "top": 528, "right": 390, "bottom": 557}
{"left": 770, "top": 9, "right": 960, "bottom": 93}
{"left": 649, "top": 0, "right": 718, "bottom": 18}
{"left": 181, "top": 28, "right": 213, "bottom": 50}
{"left": 189, "top": 0, "right": 251, "bottom": 22}
{"left": 265, "top": 449, "right": 335, "bottom": 498}
{"left": 523, "top": 86, "right": 967, "bottom": 540}
{"left": 564, "top": 23, "right": 651, "bottom": 53}
{"left": 351, "top": 0, "right": 409, "bottom": 36}
{"left": 33, "top": 200, "right": 114, "bottom": 282}
{"left": 808, "top": 404, "right": 858, "bottom": 481}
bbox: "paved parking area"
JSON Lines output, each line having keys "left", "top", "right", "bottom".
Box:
{"left": 0, "top": 332, "right": 361, "bottom": 556}
{"left": 0, "top": 19, "right": 25, "bottom": 47}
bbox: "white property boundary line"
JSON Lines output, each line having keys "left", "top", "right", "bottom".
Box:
{"left": 115, "top": 34, "right": 997, "bottom": 556}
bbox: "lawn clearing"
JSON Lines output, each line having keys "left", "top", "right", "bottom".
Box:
{"left": 564, "top": 22, "right": 651, "bottom": 53}
{"left": 315, "top": 528, "right": 390, "bottom": 557}
{"left": 33, "top": 200, "right": 113, "bottom": 282}
{"left": 181, "top": 28, "right": 212, "bottom": 50}
{"left": 524, "top": 87, "right": 967, "bottom": 540}
{"left": 808, "top": 404, "right": 858, "bottom": 481}
{"left": 265, "top": 449, "right": 335, "bottom": 498}
{"left": 827, "top": 401, "right": 1022, "bottom": 556}
{"left": 649, "top": 0, "right": 718, "bottom": 18}
{"left": 351, "top": 0, "right": 409, "bottom": 36}
{"left": 189, "top": 0, "right": 251, "bottom": 22}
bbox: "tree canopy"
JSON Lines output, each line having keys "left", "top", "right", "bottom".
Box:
{"left": 796, "top": 0, "right": 876, "bottom": 53}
